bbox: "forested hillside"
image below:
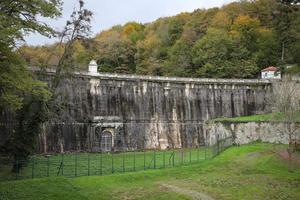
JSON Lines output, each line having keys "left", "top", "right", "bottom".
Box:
{"left": 19, "top": 0, "right": 300, "bottom": 78}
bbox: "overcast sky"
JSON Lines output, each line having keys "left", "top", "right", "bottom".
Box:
{"left": 25, "top": 0, "right": 236, "bottom": 46}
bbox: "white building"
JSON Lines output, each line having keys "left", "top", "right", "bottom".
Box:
{"left": 261, "top": 66, "right": 281, "bottom": 79}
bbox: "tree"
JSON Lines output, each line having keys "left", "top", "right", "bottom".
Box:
{"left": 241, "top": 0, "right": 276, "bottom": 27}
{"left": 14, "top": 0, "right": 300, "bottom": 79}
{"left": 211, "top": 11, "right": 232, "bottom": 30}
{"left": 0, "top": 0, "right": 61, "bottom": 111}
{"left": 18, "top": 44, "right": 65, "bottom": 68}
{"left": 272, "top": 0, "right": 300, "bottom": 63}
{"left": 163, "top": 40, "right": 194, "bottom": 77}
{"left": 146, "top": 14, "right": 188, "bottom": 48}
{"left": 122, "top": 22, "right": 145, "bottom": 44}
{"left": 186, "top": 8, "right": 219, "bottom": 40}
{"left": 192, "top": 28, "right": 258, "bottom": 78}
{"left": 71, "top": 40, "right": 91, "bottom": 70}
{"left": 0, "top": 0, "right": 61, "bottom": 164}
{"left": 231, "top": 15, "right": 261, "bottom": 52}
{"left": 52, "top": 0, "right": 92, "bottom": 89}
{"left": 135, "top": 33, "right": 165, "bottom": 75}
{"left": 222, "top": 2, "right": 244, "bottom": 23}
{"left": 94, "top": 29, "right": 136, "bottom": 73}
{"left": 0, "top": 0, "right": 61, "bottom": 50}
{"left": 271, "top": 78, "right": 300, "bottom": 170}
{"left": 255, "top": 28, "right": 281, "bottom": 68}
{"left": 7, "top": 78, "right": 51, "bottom": 169}
{"left": 31, "top": 0, "right": 92, "bottom": 154}
{"left": 43, "top": 0, "right": 92, "bottom": 128}
{"left": 230, "top": 14, "right": 280, "bottom": 70}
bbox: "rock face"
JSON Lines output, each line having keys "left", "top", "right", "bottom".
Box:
{"left": 1, "top": 71, "right": 272, "bottom": 153}
{"left": 205, "top": 121, "right": 300, "bottom": 145}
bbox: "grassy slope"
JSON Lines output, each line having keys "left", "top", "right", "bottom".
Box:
{"left": 1, "top": 143, "right": 299, "bottom": 200}
{"left": 213, "top": 112, "right": 300, "bottom": 123}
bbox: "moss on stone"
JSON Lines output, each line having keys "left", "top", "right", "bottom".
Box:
{"left": 212, "top": 112, "right": 300, "bottom": 123}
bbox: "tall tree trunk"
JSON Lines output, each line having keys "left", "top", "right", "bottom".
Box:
{"left": 281, "top": 41, "right": 285, "bottom": 62}
{"left": 288, "top": 122, "right": 293, "bottom": 172}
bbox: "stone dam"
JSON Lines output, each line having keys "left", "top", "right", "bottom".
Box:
{"left": 1, "top": 68, "right": 273, "bottom": 153}
{"left": 33, "top": 68, "right": 272, "bottom": 153}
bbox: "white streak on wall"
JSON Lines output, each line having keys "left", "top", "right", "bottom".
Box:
{"left": 90, "top": 79, "right": 100, "bottom": 95}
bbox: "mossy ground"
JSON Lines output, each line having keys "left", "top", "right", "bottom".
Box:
{"left": 213, "top": 112, "right": 300, "bottom": 123}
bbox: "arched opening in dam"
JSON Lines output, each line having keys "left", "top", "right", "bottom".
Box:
{"left": 100, "top": 130, "right": 113, "bottom": 152}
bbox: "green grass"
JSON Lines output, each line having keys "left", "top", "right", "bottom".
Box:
{"left": 1, "top": 143, "right": 299, "bottom": 200}
{"left": 0, "top": 147, "right": 211, "bottom": 181}
{"left": 213, "top": 112, "right": 300, "bottom": 123}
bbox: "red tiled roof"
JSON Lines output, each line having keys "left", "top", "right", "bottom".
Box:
{"left": 261, "top": 66, "right": 280, "bottom": 72}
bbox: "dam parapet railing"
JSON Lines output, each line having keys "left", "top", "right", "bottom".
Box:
{"left": 0, "top": 136, "right": 233, "bottom": 182}
{"left": 30, "top": 67, "right": 272, "bottom": 85}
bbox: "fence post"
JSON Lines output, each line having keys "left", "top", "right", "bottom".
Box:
{"left": 111, "top": 152, "right": 114, "bottom": 174}
{"left": 47, "top": 156, "right": 50, "bottom": 177}
{"left": 217, "top": 135, "right": 220, "bottom": 155}
{"left": 153, "top": 150, "right": 156, "bottom": 169}
{"left": 122, "top": 151, "right": 125, "bottom": 173}
{"left": 197, "top": 145, "right": 200, "bottom": 162}
{"left": 31, "top": 157, "right": 34, "bottom": 179}
{"left": 181, "top": 149, "right": 183, "bottom": 165}
{"left": 133, "top": 150, "right": 136, "bottom": 171}
{"left": 75, "top": 153, "right": 77, "bottom": 177}
{"left": 205, "top": 143, "right": 207, "bottom": 160}
{"left": 217, "top": 140, "right": 220, "bottom": 155}
{"left": 61, "top": 154, "right": 64, "bottom": 176}
{"left": 143, "top": 150, "right": 146, "bottom": 170}
{"left": 16, "top": 159, "right": 19, "bottom": 180}
{"left": 189, "top": 149, "right": 192, "bottom": 164}
{"left": 163, "top": 150, "right": 166, "bottom": 168}
{"left": 100, "top": 152, "right": 102, "bottom": 175}
{"left": 88, "top": 153, "right": 90, "bottom": 176}
{"left": 172, "top": 149, "right": 175, "bottom": 167}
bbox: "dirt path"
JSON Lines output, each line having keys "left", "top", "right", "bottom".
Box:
{"left": 277, "top": 149, "right": 300, "bottom": 163}
{"left": 160, "top": 183, "right": 214, "bottom": 200}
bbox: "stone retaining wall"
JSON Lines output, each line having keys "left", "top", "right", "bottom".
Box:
{"left": 204, "top": 121, "right": 300, "bottom": 145}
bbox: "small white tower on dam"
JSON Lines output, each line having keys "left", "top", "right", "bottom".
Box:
{"left": 88, "top": 60, "right": 98, "bottom": 74}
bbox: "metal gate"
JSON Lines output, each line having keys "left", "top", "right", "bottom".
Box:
{"left": 100, "top": 131, "right": 112, "bottom": 152}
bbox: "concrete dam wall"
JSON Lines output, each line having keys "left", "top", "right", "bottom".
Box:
{"left": 34, "top": 71, "right": 272, "bottom": 153}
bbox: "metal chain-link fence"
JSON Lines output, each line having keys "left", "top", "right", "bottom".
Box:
{"left": 0, "top": 136, "right": 233, "bottom": 181}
